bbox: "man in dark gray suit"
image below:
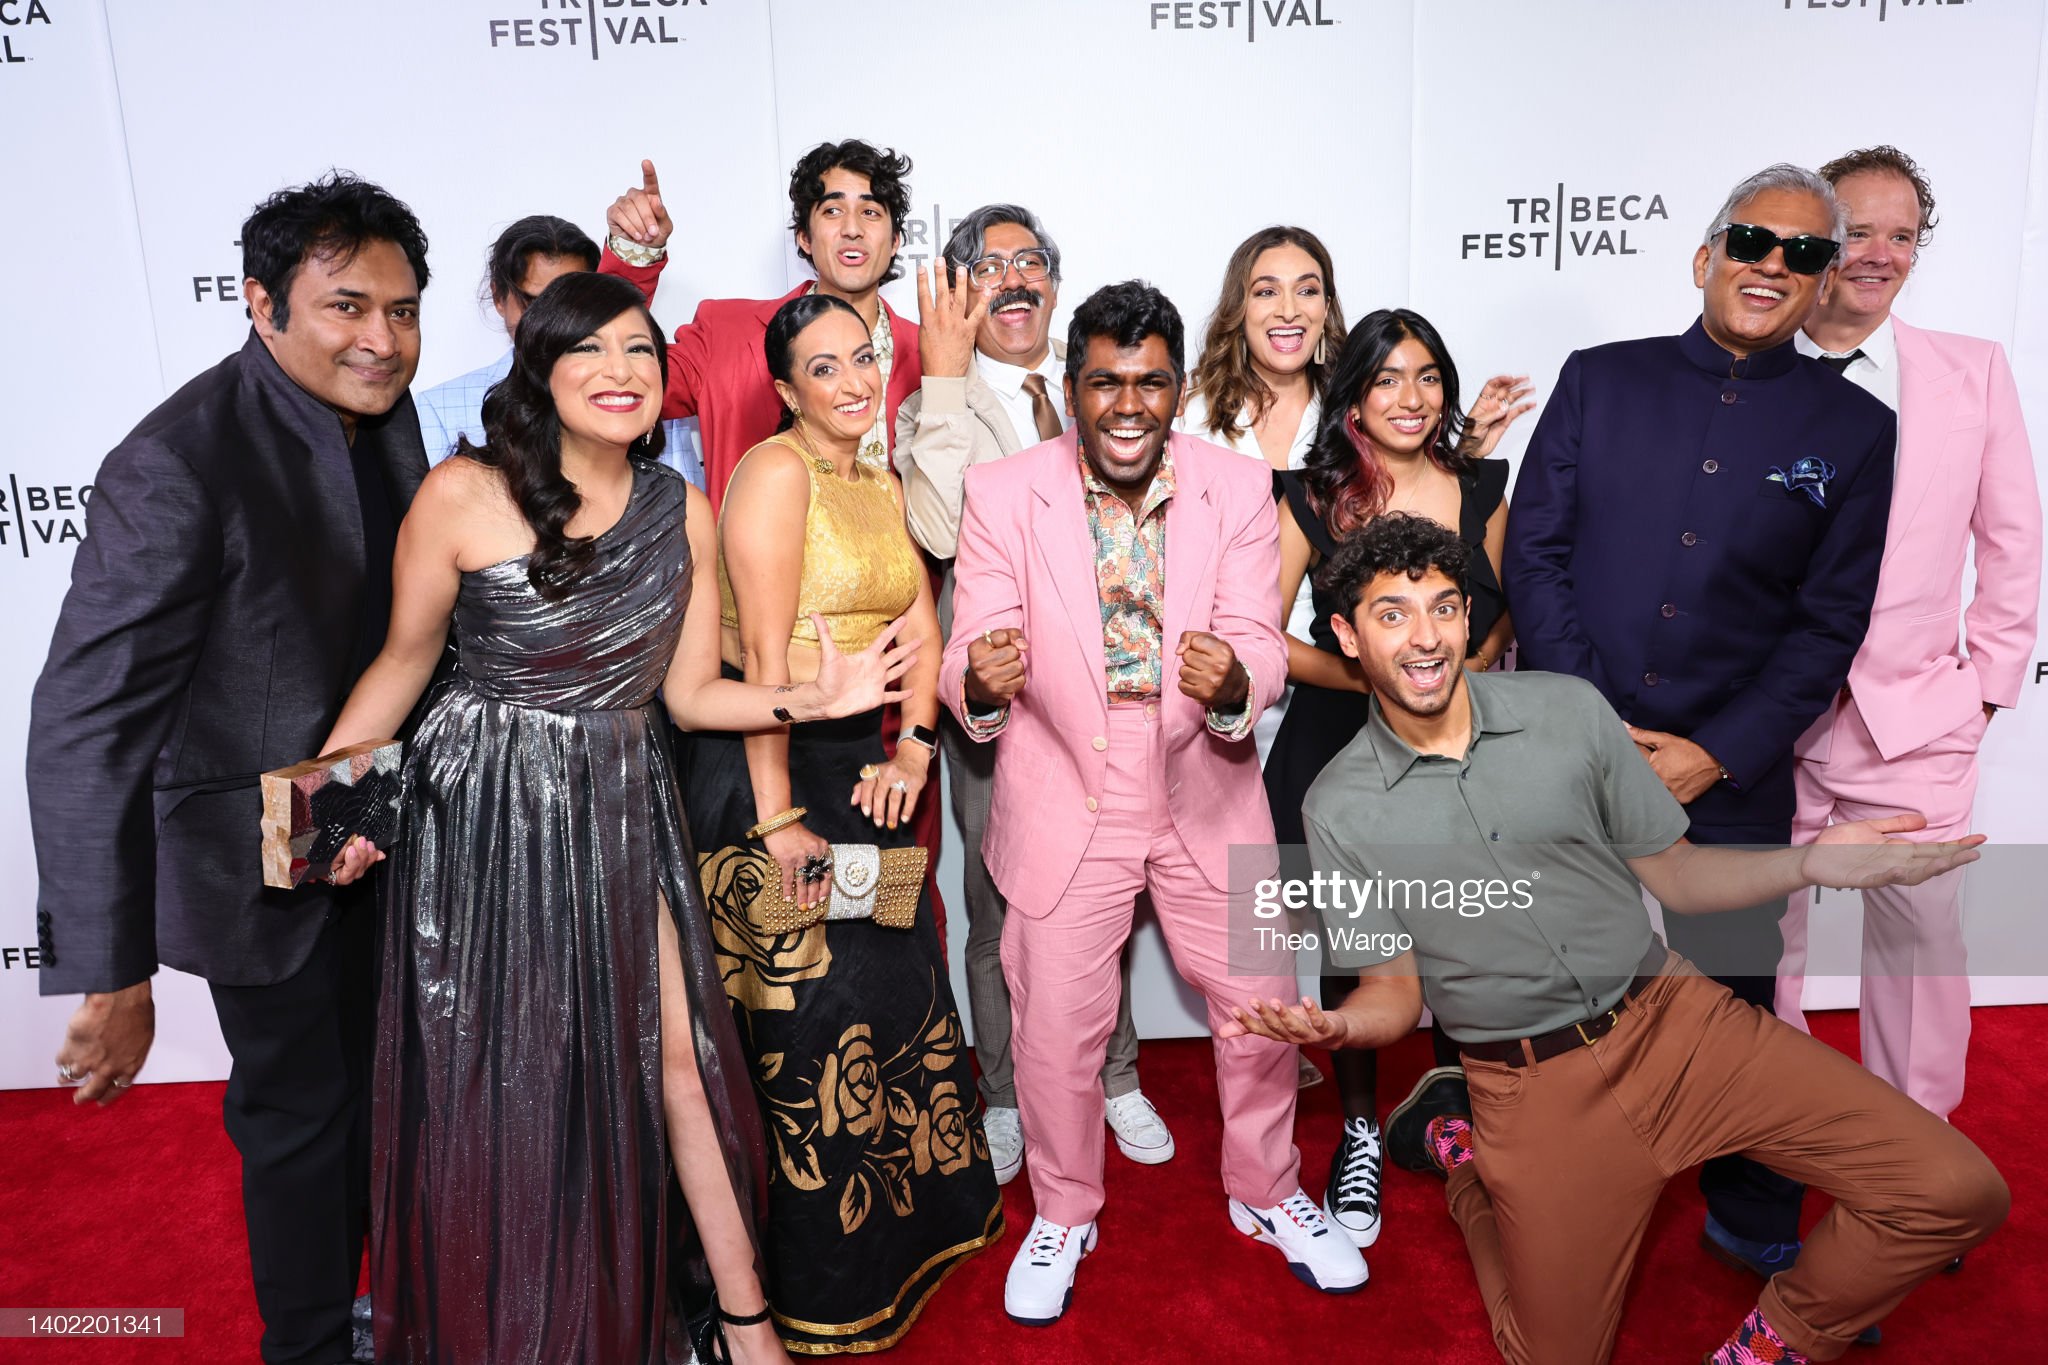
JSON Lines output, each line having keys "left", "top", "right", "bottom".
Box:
{"left": 30, "top": 173, "right": 430, "bottom": 1365}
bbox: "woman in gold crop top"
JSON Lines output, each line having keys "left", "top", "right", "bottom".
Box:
{"left": 681, "top": 293, "right": 1000, "bottom": 1354}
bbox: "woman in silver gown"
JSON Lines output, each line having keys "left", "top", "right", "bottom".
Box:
{"left": 322, "top": 272, "right": 916, "bottom": 1365}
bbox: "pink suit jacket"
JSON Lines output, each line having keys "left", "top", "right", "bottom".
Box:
{"left": 939, "top": 432, "right": 1286, "bottom": 919}
{"left": 1797, "top": 317, "right": 2041, "bottom": 763}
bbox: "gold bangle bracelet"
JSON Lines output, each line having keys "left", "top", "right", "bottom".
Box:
{"left": 744, "top": 806, "right": 808, "bottom": 840}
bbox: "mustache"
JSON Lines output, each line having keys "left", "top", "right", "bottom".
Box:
{"left": 990, "top": 287, "right": 1041, "bottom": 312}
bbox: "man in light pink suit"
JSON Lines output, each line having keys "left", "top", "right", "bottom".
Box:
{"left": 1778, "top": 147, "right": 2041, "bottom": 1125}
{"left": 941, "top": 281, "right": 1367, "bottom": 1325}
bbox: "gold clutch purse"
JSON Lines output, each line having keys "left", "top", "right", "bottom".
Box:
{"left": 704, "top": 843, "right": 927, "bottom": 934}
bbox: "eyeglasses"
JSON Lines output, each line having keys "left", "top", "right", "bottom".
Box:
{"left": 1715, "top": 222, "right": 1840, "bottom": 276}
{"left": 965, "top": 248, "right": 1054, "bottom": 287}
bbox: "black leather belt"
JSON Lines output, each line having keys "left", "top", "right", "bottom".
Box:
{"left": 1459, "top": 969, "right": 1660, "bottom": 1068}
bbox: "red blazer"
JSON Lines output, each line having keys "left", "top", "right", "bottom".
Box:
{"left": 601, "top": 250, "right": 922, "bottom": 511}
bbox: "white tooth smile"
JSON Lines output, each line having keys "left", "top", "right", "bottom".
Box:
{"left": 1740, "top": 286, "right": 1785, "bottom": 300}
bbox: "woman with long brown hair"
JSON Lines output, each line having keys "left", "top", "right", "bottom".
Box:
{"left": 1183, "top": 227, "right": 1347, "bottom": 762}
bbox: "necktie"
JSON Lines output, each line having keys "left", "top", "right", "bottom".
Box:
{"left": 1020, "top": 373, "right": 1065, "bottom": 443}
{"left": 1817, "top": 349, "right": 1865, "bottom": 374}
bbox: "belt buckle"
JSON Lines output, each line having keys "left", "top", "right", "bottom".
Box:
{"left": 1574, "top": 1008, "right": 1619, "bottom": 1048}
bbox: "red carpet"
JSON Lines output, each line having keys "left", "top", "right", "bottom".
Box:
{"left": 2, "top": 1009, "right": 2039, "bottom": 1363}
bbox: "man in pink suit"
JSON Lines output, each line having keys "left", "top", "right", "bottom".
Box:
{"left": 1778, "top": 146, "right": 2041, "bottom": 1123}
{"left": 941, "top": 281, "right": 1367, "bottom": 1325}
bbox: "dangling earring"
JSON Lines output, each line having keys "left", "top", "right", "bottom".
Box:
{"left": 1313, "top": 332, "right": 1327, "bottom": 367}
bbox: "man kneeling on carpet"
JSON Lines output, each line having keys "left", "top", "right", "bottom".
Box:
{"left": 1223, "top": 513, "right": 2007, "bottom": 1364}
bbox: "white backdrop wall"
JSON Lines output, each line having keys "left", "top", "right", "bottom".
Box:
{"left": 4, "top": 0, "right": 2044, "bottom": 1087}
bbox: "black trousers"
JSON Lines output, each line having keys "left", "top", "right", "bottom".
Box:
{"left": 208, "top": 895, "right": 374, "bottom": 1365}
{"left": 1659, "top": 822, "right": 1806, "bottom": 1247}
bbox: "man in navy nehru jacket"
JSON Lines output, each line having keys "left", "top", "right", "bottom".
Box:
{"left": 1505, "top": 164, "right": 1895, "bottom": 1282}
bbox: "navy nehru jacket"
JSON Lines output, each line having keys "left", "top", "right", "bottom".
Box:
{"left": 1505, "top": 317, "right": 1896, "bottom": 831}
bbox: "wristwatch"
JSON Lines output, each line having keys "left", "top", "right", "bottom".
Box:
{"left": 899, "top": 724, "right": 939, "bottom": 753}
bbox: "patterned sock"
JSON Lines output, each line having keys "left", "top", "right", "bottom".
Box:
{"left": 1424, "top": 1115, "right": 1474, "bottom": 1172}
{"left": 1705, "top": 1306, "right": 1810, "bottom": 1364}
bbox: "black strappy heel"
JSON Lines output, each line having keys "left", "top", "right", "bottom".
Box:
{"left": 690, "top": 1291, "right": 775, "bottom": 1365}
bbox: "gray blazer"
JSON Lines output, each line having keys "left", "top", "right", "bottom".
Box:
{"left": 30, "top": 331, "right": 428, "bottom": 993}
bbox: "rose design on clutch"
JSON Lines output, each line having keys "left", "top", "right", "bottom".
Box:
{"left": 1765, "top": 456, "right": 1836, "bottom": 508}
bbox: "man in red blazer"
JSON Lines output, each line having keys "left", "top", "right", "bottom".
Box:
{"left": 1778, "top": 146, "right": 2041, "bottom": 1123}
{"left": 600, "top": 140, "right": 923, "bottom": 510}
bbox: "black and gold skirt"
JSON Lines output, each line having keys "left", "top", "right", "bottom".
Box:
{"left": 681, "top": 697, "right": 1002, "bottom": 1353}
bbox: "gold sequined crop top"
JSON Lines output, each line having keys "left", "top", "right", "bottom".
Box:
{"left": 719, "top": 434, "right": 924, "bottom": 652}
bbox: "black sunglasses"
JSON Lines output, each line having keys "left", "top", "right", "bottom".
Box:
{"left": 1716, "top": 222, "right": 1840, "bottom": 276}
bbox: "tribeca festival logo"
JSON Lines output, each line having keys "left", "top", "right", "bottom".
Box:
{"left": 1, "top": 473, "right": 93, "bottom": 559}
{"left": 488, "top": 0, "right": 705, "bottom": 57}
{"left": 1783, "top": 0, "right": 1972, "bottom": 20}
{"left": 1460, "top": 185, "right": 1670, "bottom": 271}
{"left": 892, "top": 202, "right": 967, "bottom": 286}
{"left": 2, "top": 0, "right": 52, "bottom": 65}
{"left": 1148, "top": 0, "right": 1339, "bottom": 42}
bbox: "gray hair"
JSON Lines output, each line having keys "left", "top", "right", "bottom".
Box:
{"left": 1702, "top": 164, "right": 1849, "bottom": 267}
{"left": 941, "top": 203, "right": 1062, "bottom": 284}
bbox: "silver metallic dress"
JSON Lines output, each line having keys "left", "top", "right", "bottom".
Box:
{"left": 372, "top": 459, "right": 766, "bottom": 1364}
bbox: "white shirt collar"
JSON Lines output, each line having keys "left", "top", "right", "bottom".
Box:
{"left": 1796, "top": 314, "right": 1895, "bottom": 371}
{"left": 976, "top": 346, "right": 1062, "bottom": 398}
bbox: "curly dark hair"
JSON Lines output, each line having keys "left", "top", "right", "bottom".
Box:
{"left": 456, "top": 272, "right": 667, "bottom": 600}
{"left": 241, "top": 171, "right": 430, "bottom": 330}
{"left": 1302, "top": 309, "right": 1473, "bottom": 540}
{"left": 1189, "top": 225, "right": 1347, "bottom": 446}
{"left": 1315, "top": 511, "right": 1470, "bottom": 621}
{"left": 484, "top": 213, "right": 599, "bottom": 308}
{"left": 788, "top": 139, "right": 913, "bottom": 284}
{"left": 763, "top": 291, "right": 867, "bottom": 434}
{"left": 1817, "top": 145, "right": 1938, "bottom": 248}
{"left": 1064, "top": 280, "right": 1186, "bottom": 390}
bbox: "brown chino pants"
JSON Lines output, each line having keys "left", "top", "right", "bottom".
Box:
{"left": 1446, "top": 954, "right": 2007, "bottom": 1363}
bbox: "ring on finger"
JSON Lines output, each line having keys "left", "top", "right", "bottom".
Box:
{"left": 111, "top": 1078, "right": 131, "bottom": 1091}
{"left": 890, "top": 779, "right": 908, "bottom": 793}
{"left": 859, "top": 763, "right": 881, "bottom": 781}
{"left": 56, "top": 1062, "right": 81, "bottom": 1083}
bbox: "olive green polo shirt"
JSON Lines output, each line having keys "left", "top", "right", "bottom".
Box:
{"left": 1301, "top": 670, "right": 1690, "bottom": 1043}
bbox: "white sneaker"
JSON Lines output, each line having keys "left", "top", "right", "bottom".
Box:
{"left": 983, "top": 1105, "right": 1024, "bottom": 1186}
{"left": 1104, "top": 1090, "right": 1175, "bottom": 1165}
{"left": 1004, "top": 1215, "right": 1097, "bottom": 1326}
{"left": 1229, "top": 1189, "right": 1369, "bottom": 1293}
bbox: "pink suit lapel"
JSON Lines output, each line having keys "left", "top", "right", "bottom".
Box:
{"left": 1030, "top": 448, "right": 1111, "bottom": 704}
{"left": 1882, "top": 319, "right": 1959, "bottom": 573}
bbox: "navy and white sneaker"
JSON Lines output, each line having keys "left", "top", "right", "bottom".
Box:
{"left": 1323, "top": 1116, "right": 1384, "bottom": 1247}
{"left": 1228, "top": 1189, "right": 1369, "bottom": 1293}
{"left": 1004, "top": 1215, "right": 1097, "bottom": 1326}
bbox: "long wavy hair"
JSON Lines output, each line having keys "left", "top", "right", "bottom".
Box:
{"left": 1188, "top": 226, "right": 1346, "bottom": 445}
{"left": 456, "top": 271, "right": 667, "bottom": 599}
{"left": 1301, "top": 308, "right": 1471, "bottom": 539}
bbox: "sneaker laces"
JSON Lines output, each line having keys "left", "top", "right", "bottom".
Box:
{"left": 1279, "top": 1191, "right": 1331, "bottom": 1235}
{"left": 1025, "top": 1219, "right": 1071, "bottom": 1265}
{"left": 1333, "top": 1119, "right": 1382, "bottom": 1207}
